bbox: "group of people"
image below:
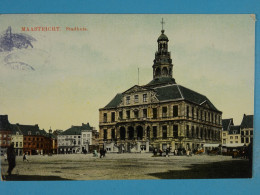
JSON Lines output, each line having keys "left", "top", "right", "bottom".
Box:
{"left": 152, "top": 148, "right": 194, "bottom": 157}
{"left": 92, "top": 149, "right": 106, "bottom": 158}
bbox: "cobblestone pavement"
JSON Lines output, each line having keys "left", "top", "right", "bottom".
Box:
{"left": 0, "top": 153, "right": 251, "bottom": 180}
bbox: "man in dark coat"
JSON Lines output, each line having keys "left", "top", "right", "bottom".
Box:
{"left": 7, "top": 143, "right": 16, "bottom": 176}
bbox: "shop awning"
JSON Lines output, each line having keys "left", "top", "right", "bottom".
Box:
{"left": 203, "top": 144, "right": 220, "bottom": 147}
{"left": 222, "top": 144, "right": 245, "bottom": 147}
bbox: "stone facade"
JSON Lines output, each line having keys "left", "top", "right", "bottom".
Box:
{"left": 99, "top": 26, "right": 222, "bottom": 153}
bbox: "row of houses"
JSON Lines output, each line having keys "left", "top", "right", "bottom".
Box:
{"left": 0, "top": 113, "right": 253, "bottom": 155}
{"left": 0, "top": 115, "right": 99, "bottom": 156}
{"left": 222, "top": 114, "right": 254, "bottom": 148}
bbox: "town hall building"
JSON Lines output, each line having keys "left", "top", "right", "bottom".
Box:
{"left": 99, "top": 21, "right": 222, "bottom": 153}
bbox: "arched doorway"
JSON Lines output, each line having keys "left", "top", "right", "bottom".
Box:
{"left": 137, "top": 126, "right": 143, "bottom": 140}
{"left": 128, "top": 126, "right": 134, "bottom": 140}
{"left": 120, "top": 127, "right": 126, "bottom": 140}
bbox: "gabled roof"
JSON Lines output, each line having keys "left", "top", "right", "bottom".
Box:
{"left": 16, "top": 124, "right": 45, "bottom": 136}
{"left": 146, "top": 77, "right": 176, "bottom": 87}
{"left": 10, "top": 124, "right": 23, "bottom": 135}
{"left": 222, "top": 119, "right": 234, "bottom": 131}
{"left": 153, "top": 85, "right": 182, "bottom": 101}
{"left": 240, "top": 114, "right": 254, "bottom": 129}
{"left": 102, "top": 83, "right": 220, "bottom": 112}
{"left": 229, "top": 125, "right": 240, "bottom": 134}
{"left": 61, "top": 123, "right": 94, "bottom": 135}
{"left": 104, "top": 93, "right": 123, "bottom": 108}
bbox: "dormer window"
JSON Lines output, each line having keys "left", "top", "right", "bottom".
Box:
{"left": 143, "top": 94, "right": 147, "bottom": 102}
{"left": 126, "top": 96, "right": 130, "bottom": 104}
{"left": 134, "top": 95, "right": 139, "bottom": 103}
{"left": 36, "top": 131, "right": 40, "bottom": 135}
{"left": 28, "top": 131, "right": 31, "bottom": 135}
{"left": 16, "top": 132, "right": 19, "bottom": 135}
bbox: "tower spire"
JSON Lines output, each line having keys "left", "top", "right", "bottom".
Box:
{"left": 161, "top": 18, "right": 165, "bottom": 31}
{"left": 152, "top": 19, "right": 174, "bottom": 81}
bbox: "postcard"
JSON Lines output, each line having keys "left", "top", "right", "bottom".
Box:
{"left": 0, "top": 14, "right": 255, "bottom": 181}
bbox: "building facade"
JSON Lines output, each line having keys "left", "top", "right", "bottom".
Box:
{"left": 99, "top": 27, "right": 222, "bottom": 153}
{"left": 10, "top": 124, "right": 24, "bottom": 156}
{"left": 0, "top": 115, "right": 12, "bottom": 155}
{"left": 17, "top": 124, "right": 51, "bottom": 155}
{"left": 240, "top": 114, "right": 254, "bottom": 146}
{"left": 57, "top": 123, "right": 95, "bottom": 154}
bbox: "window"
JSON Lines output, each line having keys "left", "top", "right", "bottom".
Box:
{"left": 3, "top": 134, "right": 6, "bottom": 138}
{"left": 143, "top": 94, "right": 147, "bottom": 102}
{"left": 143, "top": 109, "right": 147, "bottom": 118}
{"left": 186, "top": 125, "right": 189, "bottom": 137}
{"left": 78, "top": 136, "right": 80, "bottom": 138}
{"left": 103, "top": 113, "right": 107, "bottom": 122}
{"left": 104, "top": 130, "right": 107, "bottom": 140}
{"left": 230, "top": 136, "right": 233, "bottom": 139}
{"left": 78, "top": 141, "right": 80, "bottom": 145}
{"left": 173, "top": 106, "right": 178, "bottom": 117}
{"left": 83, "top": 134, "right": 86, "bottom": 137}
{"left": 230, "top": 141, "right": 233, "bottom": 144}
{"left": 162, "top": 126, "right": 167, "bottom": 139}
{"left": 28, "top": 131, "right": 31, "bottom": 135}
{"left": 111, "top": 129, "right": 115, "bottom": 139}
{"left": 192, "top": 107, "right": 194, "bottom": 118}
{"left": 126, "top": 96, "right": 130, "bottom": 104}
{"left": 246, "top": 131, "right": 249, "bottom": 135}
{"left": 197, "top": 110, "right": 199, "bottom": 119}
{"left": 191, "top": 126, "right": 195, "bottom": 138}
{"left": 119, "top": 111, "right": 123, "bottom": 119}
{"left": 153, "top": 108, "right": 157, "bottom": 119}
{"left": 134, "top": 95, "right": 139, "bottom": 103}
{"left": 24, "top": 137, "right": 26, "bottom": 141}
{"left": 223, "top": 139, "right": 226, "bottom": 144}
{"left": 186, "top": 106, "right": 189, "bottom": 117}
{"left": 223, "top": 133, "right": 226, "bottom": 136}
{"left": 111, "top": 112, "right": 115, "bottom": 122}
{"left": 173, "top": 125, "right": 178, "bottom": 137}
{"left": 241, "top": 138, "right": 244, "bottom": 143}
{"left": 20, "top": 142, "right": 22, "bottom": 147}
{"left": 201, "top": 110, "right": 203, "bottom": 120}
{"left": 250, "top": 130, "right": 253, "bottom": 135}
{"left": 126, "top": 110, "right": 130, "bottom": 119}
{"left": 134, "top": 110, "right": 139, "bottom": 118}
{"left": 153, "top": 126, "right": 157, "bottom": 138}
{"left": 250, "top": 138, "right": 253, "bottom": 143}
{"left": 235, "top": 141, "right": 238, "bottom": 143}
{"left": 241, "top": 131, "right": 244, "bottom": 136}
{"left": 235, "top": 136, "right": 238, "bottom": 139}
{"left": 162, "top": 107, "right": 167, "bottom": 118}
{"left": 16, "top": 142, "right": 18, "bottom": 147}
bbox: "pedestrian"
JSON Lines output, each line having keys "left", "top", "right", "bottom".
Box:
{"left": 23, "top": 152, "right": 29, "bottom": 162}
{"left": 166, "top": 148, "right": 169, "bottom": 157}
{"left": 7, "top": 143, "right": 16, "bottom": 176}
{"left": 159, "top": 149, "right": 163, "bottom": 156}
{"left": 4, "top": 153, "right": 7, "bottom": 161}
